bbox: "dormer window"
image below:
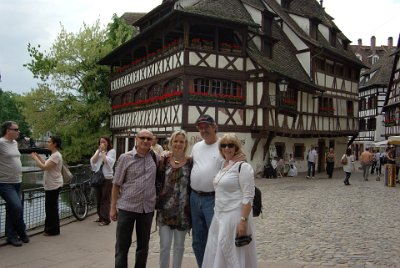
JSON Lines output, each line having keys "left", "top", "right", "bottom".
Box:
{"left": 262, "top": 11, "right": 276, "bottom": 59}
{"left": 372, "top": 55, "right": 379, "bottom": 64}
{"left": 329, "top": 30, "right": 337, "bottom": 47}
{"left": 281, "top": 0, "right": 291, "bottom": 9}
{"left": 310, "top": 20, "right": 318, "bottom": 40}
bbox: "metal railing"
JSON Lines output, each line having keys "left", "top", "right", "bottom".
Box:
{"left": 0, "top": 164, "right": 94, "bottom": 239}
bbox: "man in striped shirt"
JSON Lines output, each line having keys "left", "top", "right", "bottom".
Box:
{"left": 111, "top": 129, "right": 159, "bottom": 268}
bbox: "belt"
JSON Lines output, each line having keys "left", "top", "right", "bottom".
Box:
{"left": 191, "top": 189, "right": 215, "bottom": 196}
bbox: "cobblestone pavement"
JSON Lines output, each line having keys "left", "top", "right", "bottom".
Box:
{"left": 149, "top": 167, "right": 400, "bottom": 267}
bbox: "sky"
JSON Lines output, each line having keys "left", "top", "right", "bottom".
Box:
{"left": 0, "top": 0, "right": 399, "bottom": 95}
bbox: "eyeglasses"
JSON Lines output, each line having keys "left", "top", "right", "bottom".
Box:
{"left": 220, "top": 143, "right": 235, "bottom": 149}
{"left": 138, "top": 136, "right": 152, "bottom": 142}
{"left": 8, "top": 128, "right": 19, "bottom": 132}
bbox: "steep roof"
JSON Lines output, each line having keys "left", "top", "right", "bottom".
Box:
{"left": 121, "top": 12, "right": 147, "bottom": 26}
{"left": 359, "top": 48, "right": 396, "bottom": 89}
{"left": 263, "top": 0, "right": 362, "bottom": 67}
{"left": 180, "top": 0, "right": 258, "bottom": 27}
{"left": 247, "top": 23, "right": 320, "bottom": 91}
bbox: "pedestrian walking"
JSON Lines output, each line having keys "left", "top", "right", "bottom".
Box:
{"left": 341, "top": 148, "right": 355, "bottom": 185}
{"left": 306, "top": 145, "right": 317, "bottom": 179}
{"left": 360, "top": 148, "right": 373, "bottom": 181}
{"left": 0, "top": 121, "right": 29, "bottom": 247}
{"left": 325, "top": 147, "right": 335, "bottom": 178}
{"left": 110, "top": 129, "right": 158, "bottom": 268}
{"left": 374, "top": 150, "right": 382, "bottom": 180}
{"left": 31, "top": 136, "right": 64, "bottom": 236}
{"left": 90, "top": 136, "right": 116, "bottom": 226}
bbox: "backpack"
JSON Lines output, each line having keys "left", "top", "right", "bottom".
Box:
{"left": 380, "top": 153, "right": 387, "bottom": 165}
{"left": 239, "top": 162, "right": 262, "bottom": 217}
{"left": 341, "top": 155, "right": 348, "bottom": 165}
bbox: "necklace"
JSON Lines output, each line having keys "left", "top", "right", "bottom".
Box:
{"left": 172, "top": 156, "right": 185, "bottom": 165}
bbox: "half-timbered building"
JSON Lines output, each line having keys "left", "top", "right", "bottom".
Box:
{"left": 355, "top": 48, "right": 395, "bottom": 155}
{"left": 383, "top": 34, "right": 400, "bottom": 137}
{"left": 99, "top": 0, "right": 364, "bottom": 174}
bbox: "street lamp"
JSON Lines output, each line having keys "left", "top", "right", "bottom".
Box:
{"left": 278, "top": 78, "right": 288, "bottom": 92}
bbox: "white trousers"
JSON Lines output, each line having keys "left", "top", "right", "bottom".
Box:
{"left": 159, "top": 225, "right": 187, "bottom": 268}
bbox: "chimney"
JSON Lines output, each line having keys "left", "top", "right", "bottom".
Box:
{"left": 358, "top": 38, "right": 362, "bottom": 46}
{"left": 371, "top": 36, "right": 376, "bottom": 50}
{"left": 319, "top": 0, "right": 323, "bottom": 7}
{"left": 388, "top": 37, "right": 393, "bottom": 48}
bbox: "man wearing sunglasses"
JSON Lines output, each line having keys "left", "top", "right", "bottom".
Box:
{"left": 0, "top": 121, "right": 29, "bottom": 247}
{"left": 110, "top": 129, "right": 159, "bottom": 268}
{"left": 190, "top": 114, "right": 224, "bottom": 267}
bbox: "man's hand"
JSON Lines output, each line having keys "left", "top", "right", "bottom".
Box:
{"left": 110, "top": 206, "right": 118, "bottom": 221}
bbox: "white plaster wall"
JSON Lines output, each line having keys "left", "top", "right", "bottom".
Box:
{"left": 282, "top": 23, "right": 308, "bottom": 51}
{"left": 243, "top": 4, "right": 262, "bottom": 25}
{"left": 289, "top": 14, "right": 309, "bottom": 37}
{"left": 253, "top": 36, "right": 262, "bottom": 52}
{"left": 316, "top": 72, "right": 325, "bottom": 87}
{"left": 325, "top": 75, "right": 334, "bottom": 89}
{"left": 296, "top": 52, "right": 311, "bottom": 77}
{"left": 319, "top": 24, "right": 330, "bottom": 41}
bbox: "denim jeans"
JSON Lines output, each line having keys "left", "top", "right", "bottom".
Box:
{"left": 159, "top": 225, "right": 187, "bottom": 268}
{"left": 362, "top": 163, "right": 370, "bottom": 180}
{"left": 115, "top": 209, "right": 154, "bottom": 268}
{"left": 307, "top": 161, "right": 316, "bottom": 177}
{"left": 190, "top": 192, "right": 215, "bottom": 267}
{"left": 344, "top": 172, "right": 351, "bottom": 184}
{"left": 45, "top": 187, "right": 60, "bottom": 235}
{"left": 0, "top": 183, "right": 27, "bottom": 239}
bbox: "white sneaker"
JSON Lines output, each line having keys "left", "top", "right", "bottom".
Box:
{"left": 306, "top": 176, "right": 310, "bottom": 179}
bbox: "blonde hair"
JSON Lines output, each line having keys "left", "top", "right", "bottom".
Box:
{"left": 168, "top": 130, "right": 189, "bottom": 156}
{"left": 218, "top": 133, "right": 244, "bottom": 159}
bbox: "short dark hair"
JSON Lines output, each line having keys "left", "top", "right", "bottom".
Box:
{"left": 99, "top": 136, "right": 112, "bottom": 151}
{"left": 1, "top": 121, "right": 17, "bottom": 136}
{"left": 50, "top": 136, "right": 62, "bottom": 150}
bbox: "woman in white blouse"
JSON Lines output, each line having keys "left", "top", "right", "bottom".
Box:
{"left": 90, "top": 136, "right": 116, "bottom": 226}
{"left": 31, "top": 136, "right": 64, "bottom": 236}
{"left": 202, "top": 133, "right": 257, "bottom": 268}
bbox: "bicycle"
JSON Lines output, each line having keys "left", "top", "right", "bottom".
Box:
{"left": 69, "top": 169, "right": 97, "bottom": 221}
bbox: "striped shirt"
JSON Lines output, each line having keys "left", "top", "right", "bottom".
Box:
{"left": 113, "top": 148, "right": 158, "bottom": 213}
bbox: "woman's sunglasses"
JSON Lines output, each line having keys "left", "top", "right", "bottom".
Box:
{"left": 220, "top": 143, "right": 235, "bottom": 149}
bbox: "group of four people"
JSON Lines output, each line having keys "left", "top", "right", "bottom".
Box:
{"left": 110, "top": 114, "right": 257, "bottom": 268}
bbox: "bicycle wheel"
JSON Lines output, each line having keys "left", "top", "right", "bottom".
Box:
{"left": 70, "top": 187, "right": 88, "bottom": 220}
{"left": 87, "top": 186, "right": 97, "bottom": 210}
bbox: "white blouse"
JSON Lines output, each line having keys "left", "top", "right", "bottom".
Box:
{"left": 90, "top": 149, "right": 116, "bottom": 178}
{"left": 213, "top": 161, "right": 255, "bottom": 212}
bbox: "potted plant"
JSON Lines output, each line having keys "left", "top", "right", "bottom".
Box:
{"left": 191, "top": 38, "right": 201, "bottom": 48}
{"left": 220, "top": 42, "right": 232, "bottom": 52}
{"left": 202, "top": 39, "right": 213, "bottom": 50}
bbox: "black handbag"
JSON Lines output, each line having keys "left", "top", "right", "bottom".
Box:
{"left": 235, "top": 235, "right": 252, "bottom": 247}
{"left": 90, "top": 165, "right": 105, "bottom": 187}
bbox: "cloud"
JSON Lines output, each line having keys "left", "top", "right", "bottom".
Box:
{"left": 1, "top": 0, "right": 399, "bottom": 94}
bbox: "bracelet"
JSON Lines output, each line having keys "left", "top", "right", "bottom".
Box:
{"left": 240, "top": 216, "right": 248, "bottom": 222}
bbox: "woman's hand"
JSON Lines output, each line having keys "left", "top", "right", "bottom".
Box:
{"left": 236, "top": 220, "right": 248, "bottom": 237}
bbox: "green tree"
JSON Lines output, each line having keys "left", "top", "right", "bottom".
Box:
{"left": 0, "top": 89, "right": 31, "bottom": 137}
{"left": 22, "top": 15, "right": 134, "bottom": 163}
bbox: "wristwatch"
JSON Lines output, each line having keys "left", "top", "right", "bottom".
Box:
{"left": 240, "top": 216, "right": 248, "bottom": 222}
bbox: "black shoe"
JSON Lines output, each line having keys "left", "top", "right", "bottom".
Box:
{"left": 7, "top": 237, "right": 22, "bottom": 247}
{"left": 20, "top": 235, "right": 30, "bottom": 243}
